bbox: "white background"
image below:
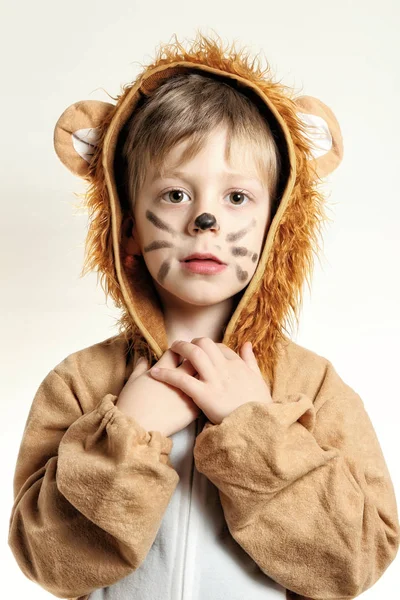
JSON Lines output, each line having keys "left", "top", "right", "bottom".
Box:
{"left": 2, "top": 0, "right": 399, "bottom": 597}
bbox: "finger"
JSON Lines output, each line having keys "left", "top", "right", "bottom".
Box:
{"left": 190, "top": 337, "right": 226, "bottom": 368}
{"left": 178, "top": 357, "right": 198, "bottom": 376}
{"left": 130, "top": 356, "right": 149, "bottom": 380}
{"left": 158, "top": 347, "right": 183, "bottom": 368}
{"left": 190, "top": 337, "right": 239, "bottom": 362}
{"left": 150, "top": 365, "right": 204, "bottom": 400}
{"left": 239, "top": 342, "right": 262, "bottom": 373}
{"left": 170, "top": 340, "right": 213, "bottom": 380}
{"left": 215, "top": 342, "right": 241, "bottom": 360}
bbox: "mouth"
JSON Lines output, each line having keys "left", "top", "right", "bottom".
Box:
{"left": 180, "top": 258, "right": 227, "bottom": 275}
{"left": 181, "top": 253, "right": 226, "bottom": 264}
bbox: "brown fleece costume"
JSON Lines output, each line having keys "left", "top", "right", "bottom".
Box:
{"left": 8, "top": 34, "right": 399, "bottom": 600}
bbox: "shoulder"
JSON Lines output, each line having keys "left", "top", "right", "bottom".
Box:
{"left": 54, "top": 333, "right": 129, "bottom": 374}
{"left": 273, "top": 338, "right": 332, "bottom": 400}
{"left": 274, "top": 338, "right": 359, "bottom": 407}
{"left": 51, "top": 334, "right": 131, "bottom": 411}
{"left": 276, "top": 337, "right": 331, "bottom": 375}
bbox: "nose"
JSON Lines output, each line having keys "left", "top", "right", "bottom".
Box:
{"left": 190, "top": 212, "right": 220, "bottom": 234}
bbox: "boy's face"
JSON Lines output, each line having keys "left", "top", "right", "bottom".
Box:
{"left": 126, "top": 125, "right": 272, "bottom": 309}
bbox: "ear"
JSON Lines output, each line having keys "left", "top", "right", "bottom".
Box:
{"left": 53, "top": 99, "right": 115, "bottom": 178}
{"left": 120, "top": 214, "right": 142, "bottom": 257}
{"left": 294, "top": 96, "right": 344, "bottom": 179}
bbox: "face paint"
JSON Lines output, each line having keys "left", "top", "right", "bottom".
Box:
{"left": 236, "top": 265, "right": 249, "bottom": 282}
{"left": 194, "top": 213, "right": 218, "bottom": 230}
{"left": 226, "top": 218, "right": 256, "bottom": 242}
{"left": 157, "top": 259, "right": 171, "bottom": 284}
{"left": 146, "top": 210, "right": 177, "bottom": 235}
{"left": 142, "top": 210, "right": 259, "bottom": 282}
{"left": 144, "top": 240, "right": 175, "bottom": 252}
{"left": 231, "top": 247, "right": 258, "bottom": 262}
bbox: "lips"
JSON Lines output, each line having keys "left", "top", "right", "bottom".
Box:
{"left": 182, "top": 253, "right": 225, "bottom": 264}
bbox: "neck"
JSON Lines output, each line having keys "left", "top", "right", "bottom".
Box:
{"left": 154, "top": 284, "right": 240, "bottom": 345}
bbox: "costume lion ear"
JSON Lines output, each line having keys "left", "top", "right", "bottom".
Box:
{"left": 294, "top": 95, "right": 344, "bottom": 179}
{"left": 53, "top": 99, "right": 115, "bottom": 178}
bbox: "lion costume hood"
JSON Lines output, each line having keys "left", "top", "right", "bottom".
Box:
{"left": 53, "top": 34, "right": 343, "bottom": 382}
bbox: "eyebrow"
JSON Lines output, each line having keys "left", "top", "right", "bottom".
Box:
{"left": 151, "top": 169, "right": 265, "bottom": 188}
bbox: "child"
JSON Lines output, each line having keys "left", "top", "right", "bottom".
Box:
{"left": 8, "top": 32, "right": 399, "bottom": 600}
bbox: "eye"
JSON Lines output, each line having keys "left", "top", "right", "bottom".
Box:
{"left": 228, "top": 190, "right": 251, "bottom": 206}
{"left": 161, "top": 189, "right": 190, "bottom": 204}
{"left": 160, "top": 188, "right": 253, "bottom": 206}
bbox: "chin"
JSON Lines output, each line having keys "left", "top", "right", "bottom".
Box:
{"left": 160, "top": 282, "right": 232, "bottom": 307}
{"left": 172, "top": 288, "right": 228, "bottom": 306}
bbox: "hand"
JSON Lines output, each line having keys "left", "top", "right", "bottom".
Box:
{"left": 116, "top": 349, "right": 202, "bottom": 438}
{"left": 149, "top": 337, "right": 273, "bottom": 425}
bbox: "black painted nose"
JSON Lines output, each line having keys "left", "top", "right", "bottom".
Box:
{"left": 194, "top": 213, "right": 217, "bottom": 230}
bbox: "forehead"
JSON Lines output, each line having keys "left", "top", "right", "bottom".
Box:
{"left": 151, "top": 128, "right": 265, "bottom": 184}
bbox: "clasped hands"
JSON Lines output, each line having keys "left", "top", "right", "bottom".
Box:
{"left": 150, "top": 337, "right": 273, "bottom": 425}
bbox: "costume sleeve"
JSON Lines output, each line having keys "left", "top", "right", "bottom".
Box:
{"left": 8, "top": 368, "right": 179, "bottom": 599}
{"left": 193, "top": 360, "right": 399, "bottom": 599}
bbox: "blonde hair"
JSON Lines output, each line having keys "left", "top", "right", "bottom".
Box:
{"left": 115, "top": 70, "right": 281, "bottom": 214}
